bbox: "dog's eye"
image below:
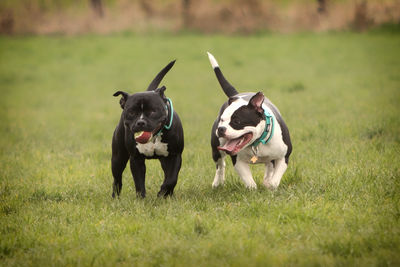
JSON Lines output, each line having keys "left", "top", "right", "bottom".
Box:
{"left": 146, "top": 110, "right": 156, "bottom": 117}
{"left": 126, "top": 109, "right": 137, "bottom": 118}
{"left": 233, "top": 118, "right": 241, "bottom": 125}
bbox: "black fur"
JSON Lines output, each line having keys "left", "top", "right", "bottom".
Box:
{"left": 211, "top": 93, "right": 292, "bottom": 166}
{"left": 111, "top": 61, "right": 184, "bottom": 198}
{"left": 229, "top": 105, "right": 263, "bottom": 130}
{"left": 147, "top": 60, "right": 176, "bottom": 91}
{"left": 213, "top": 67, "right": 238, "bottom": 97}
{"left": 208, "top": 53, "right": 292, "bottom": 190}
{"left": 238, "top": 93, "right": 292, "bottom": 163}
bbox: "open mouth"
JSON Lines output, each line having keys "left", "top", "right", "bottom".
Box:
{"left": 217, "top": 132, "right": 253, "bottom": 155}
{"left": 134, "top": 131, "right": 153, "bottom": 144}
{"left": 134, "top": 124, "right": 162, "bottom": 144}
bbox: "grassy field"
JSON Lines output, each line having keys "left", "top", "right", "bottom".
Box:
{"left": 1, "top": 31, "right": 400, "bottom": 266}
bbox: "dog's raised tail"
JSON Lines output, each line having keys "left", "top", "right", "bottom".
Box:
{"left": 147, "top": 60, "right": 176, "bottom": 91}
{"left": 207, "top": 52, "right": 238, "bottom": 97}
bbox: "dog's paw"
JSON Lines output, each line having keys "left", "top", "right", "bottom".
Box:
{"left": 212, "top": 175, "right": 225, "bottom": 188}
{"left": 263, "top": 180, "right": 279, "bottom": 190}
{"left": 212, "top": 180, "right": 224, "bottom": 188}
{"left": 246, "top": 182, "right": 257, "bottom": 190}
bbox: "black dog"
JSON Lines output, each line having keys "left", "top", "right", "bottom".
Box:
{"left": 111, "top": 60, "right": 184, "bottom": 198}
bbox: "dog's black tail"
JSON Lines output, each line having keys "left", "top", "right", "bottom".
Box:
{"left": 207, "top": 52, "right": 238, "bottom": 97}
{"left": 147, "top": 60, "right": 176, "bottom": 91}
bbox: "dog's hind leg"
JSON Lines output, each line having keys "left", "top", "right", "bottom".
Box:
{"left": 263, "top": 161, "right": 274, "bottom": 187}
{"left": 263, "top": 158, "right": 287, "bottom": 190}
{"left": 158, "top": 154, "right": 182, "bottom": 197}
{"left": 263, "top": 161, "right": 274, "bottom": 186}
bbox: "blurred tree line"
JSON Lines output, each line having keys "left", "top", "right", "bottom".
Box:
{"left": 0, "top": 0, "right": 398, "bottom": 35}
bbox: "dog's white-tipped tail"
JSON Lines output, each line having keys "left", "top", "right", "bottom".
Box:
{"left": 206, "top": 52, "right": 238, "bottom": 97}
{"left": 207, "top": 52, "right": 219, "bottom": 69}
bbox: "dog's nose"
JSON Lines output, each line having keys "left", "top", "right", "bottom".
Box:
{"left": 217, "top": 126, "right": 227, "bottom": 137}
{"left": 136, "top": 119, "right": 146, "bottom": 128}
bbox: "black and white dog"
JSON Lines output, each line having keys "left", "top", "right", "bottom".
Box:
{"left": 207, "top": 52, "right": 292, "bottom": 190}
{"left": 111, "top": 60, "right": 184, "bottom": 198}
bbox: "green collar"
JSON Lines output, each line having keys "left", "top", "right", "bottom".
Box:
{"left": 156, "top": 98, "right": 173, "bottom": 136}
{"left": 252, "top": 108, "right": 274, "bottom": 147}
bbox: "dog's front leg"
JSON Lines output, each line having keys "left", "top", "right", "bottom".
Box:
{"left": 111, "top": 154, "right": 128, "bottom": 198}
{"left": 234, "top": 160, "right": 257, "bottom": 189}
{"left": 212, "top": 156, "right": 226, "bottom": 188}
{"left": 264, "top": 158, "right": 287, "bottom": 190}
{"left": 111, "top": 139, "right": 129, "bottom": 198}
{"left": 130, "top": 156, "right": 146, "bottom": 198}
{"left": 159, "top": 154, "right": 182, "bottom": 197}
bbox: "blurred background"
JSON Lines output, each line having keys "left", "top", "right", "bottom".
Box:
{"left": 0, "top": 0, "right": 399, "bottom": 35}
{"left": 1, "top": 2, "right": 400, "bottom": 266}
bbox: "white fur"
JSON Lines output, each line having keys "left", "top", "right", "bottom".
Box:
{"left": 136, "top": 134, "right": 169, "bottom": 157}
{"left": 234, "top": 160, "right": 257, "bottom": 189}
{"left": 263, "top": 158, "right": 287, "bottom": 190}
{"left": 263, "top": 161, "right": 274, "bottom": 182}
{"left": 234, "top": 111, "right": 288, "bottom": 164}
{"left": 212, "top": 157, "right": 226, "bottom": 188}
{"left": 213, "top": 97, "right": 289, "bottom": 190}
{"left": 207, "top": 52, "right": 219, "bottom": 69}
{"left": 218, "top": 97, "right": 266, "bottom": 146}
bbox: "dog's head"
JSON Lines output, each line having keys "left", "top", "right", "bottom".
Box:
{"left": 113, "top": 60, "right": 175, "bottom": 144}
{"left": 114, "top": 88, "right": 169, "bottom": 144}
{"left": 216, "top": 92, "right": 266, "bottom": 155}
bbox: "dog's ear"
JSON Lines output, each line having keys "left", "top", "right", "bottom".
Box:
{"left": 248, "top": 92, "right": 264, "bottom": 113}
{"left": 155, "top": 86, "right": 167, "bottom": 100}
{"left": 113, "top": 91, "right": 129, "bottom": 109}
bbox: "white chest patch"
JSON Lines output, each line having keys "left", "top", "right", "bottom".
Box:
{"left": 136, "top": 135, "right": 169, "bottom": 157}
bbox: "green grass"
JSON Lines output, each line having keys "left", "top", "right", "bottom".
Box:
{"left": 1, "top": 31, "right": 400, "bottom": 266}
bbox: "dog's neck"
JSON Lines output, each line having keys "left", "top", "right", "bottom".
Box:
{"left": 252, "top": 108, "right": 274, "bottom": 147}
{"left": 155, "top": 98, "right": 174, "bottom": 137}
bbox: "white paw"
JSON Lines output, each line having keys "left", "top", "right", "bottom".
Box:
{"left": 246, "top": 182, "right": 257, "bottom": 190}
{"left": 212, "top": 179, "right": 224, "bottom": 188}
{"left": 263, "top": 180, "right": 279, "bottom": 190}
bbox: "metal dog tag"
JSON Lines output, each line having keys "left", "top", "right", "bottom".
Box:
{"left": 251, "top": 146, "right": 258, "bottom": 163}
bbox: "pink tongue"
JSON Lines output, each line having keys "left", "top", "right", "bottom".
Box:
{"left": 135, "top": 131, "right": 152, "bottom": 144}
{"left": 218, "top": 138, "right": 242, "bottom": 153}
